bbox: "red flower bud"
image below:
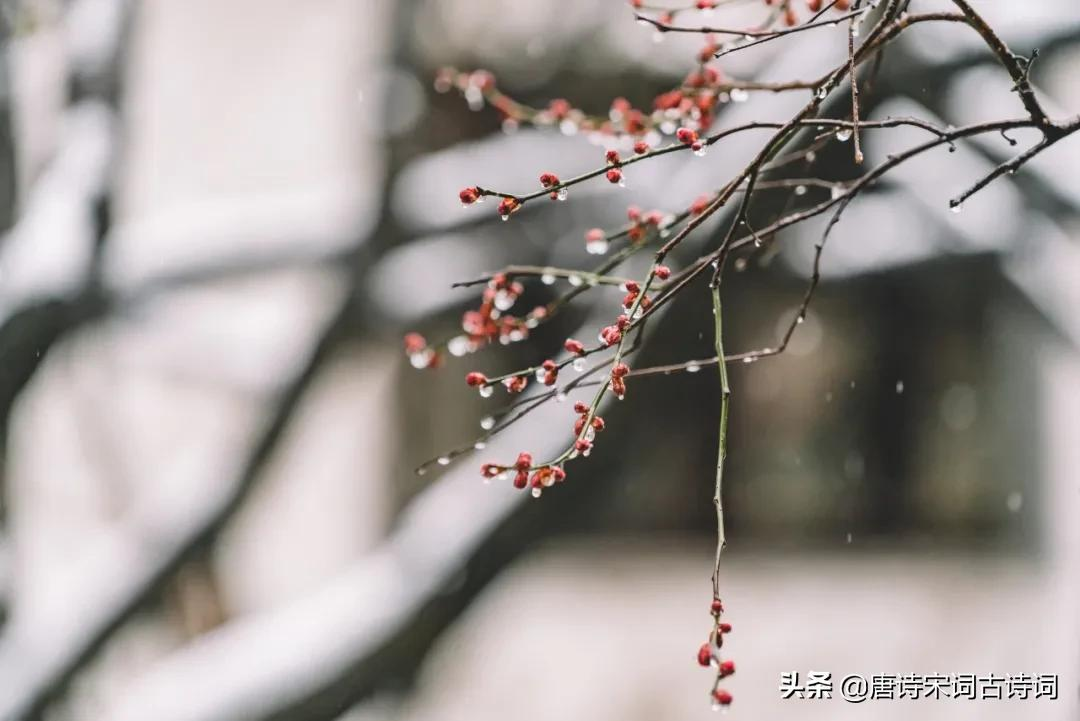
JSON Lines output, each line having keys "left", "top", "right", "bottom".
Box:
{"left": 465, "top": 372, "right": 488, "bottom": 387}
{"left": 574, "top": 439, "right": 592, "bottom": 452}
{"left": 697, "top": 643, "right": 712, "bottom": 667}
{"left": 719, "top": 660, "right": 735, "bottom": 677}
{"left": 612, "top": 363, "right": 630, "bottom": 378}
{"left": 481, "top": 463, "right": 500, "bottom": 478}
{"left": 718, "top": 622, "right": 732, "bottom": 633}
{"left": 552, "top": 467, "right": 567, "bottom": 483}
{"left": 633, "top": 140, "right": 650, "bottom": 154}
{"left": 459, "top": 187, "right": 480, "bottom": 205}
{"left": 676, "top": 127, "right": 698, "bottom": 145}
{"left": 513, "top": 470, "right": 529, "bottom": 489}
{"left": 654, "top": 265, "right": 671, "bottom": 280}
{"left": 605, "top": 149, "right": 621, "bottom": 165}
{"left": 624, "top": 281, "right": 640, "bottom": 293}
{"left": 712, "top": 690, "right": 733, "bottom": 706}
{"left": 539, "top": 172, "right": 560, "bottom": 188}
{"left": 564, "top": 338, "right": 585, "bottom": 355}
{"left": 591, "top": 416, "right": 606, "bottom": 431}
{"left": 497, "top": 197, "right": 520, "bottom": 218}
{"left": 573, "top": 401, "right": 590, "bottom": 414}
{"left": 710, "top": 599, "right": 724, "bottom": 614}
{"left": 403, "top": 332, "right": 427, "bottom": 353}
{"left": 606, "top": 168, "right": 623, "bottom": 184}
{"left": 616, "top": 315, "right": 631, "bottom": 330}
{"left": 515, "top": 452, "right": 533, "bottom": 470}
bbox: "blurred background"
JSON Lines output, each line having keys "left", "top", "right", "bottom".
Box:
{"left": 0, "top": 1, "right": 1078, "bottom": 720}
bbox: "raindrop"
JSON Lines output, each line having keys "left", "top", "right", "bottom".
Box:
{"left": 742, "top": 357, "right": 755, "bottom": 364}
{"left": 556, "top": 188, "right": 569, "bottom": 201}
{"left": 531, "top": 487, "right": 543, "bottom": 498}
{"left": 1006, "top": 491, "right": 1023, "bottom": 513}
{"left": 541, "top": 273, "right": 556, "bottom": 285}
{"left": 474, "top": 441, "right": 486, "bottom": 450}
{"left": 568, "top": 275, "right": 584, "bottom": 287}
{"left": 835, "top": 128, "right": 853, "bottom": 142}
{"left": 480, "top": 415, "right": 496, "bottom": 430}
{"left": 479, "top": 385, "right": 494, "bottom": 398}
{"left": 586, "top": 238, "right": 610, "bottom": 255}
{"left": 846, "top": 532, "right": 853, "bottom": 544}
{"left": 556, "top": 392, "right": 567, "bottom": 403}
{"left": 652, "top": 31, "right": 666, "bottom": 44}
{"left": 949, "top": 201, "right": 963, "bottom": 214}
{"left": 693, "top": 145, "right": 709, "bottom": 158}
{"left": 437, "top": 456, "right": 450, "bottom": 466}
{"left": 409, "top": 350, "right": 433, "bottom": 369}
{"left": 448, "top": 335, "right": 471, "bottom": 357}
{"left": 831, "top": 185, "right": 844, "bottom": 200}
{"left": 572, "top": 358, "right": 587, "bottom": 372}
{"left": 895, "top": 380, "right": 905, "bottom": 394}
{"left": 815, "top": 87, "right": 828, "bottom": 100}
{"left": 730, "top": 88, "right": 749, "bottom": 103}
{"left": 794, "top": 185, "right": 807, "bottom": 196}
{"left": 500, "top": 213, "right": 510, "bottom": 222}
{"left": 796, "top": 314, "right": 805, "bottom": 324}
{"left": 687, "top": 362, "right": 701, "bottom": 373}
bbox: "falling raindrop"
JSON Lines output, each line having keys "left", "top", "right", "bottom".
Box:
{"left": 846, "top": 532, "right": 853, "bottom": 544}
{"left": 896, "top": 380, "right": 905, "bottom": 394}
{"left": 480, "top": 415, "right": 496, "bottom": 430}
{"left": 1006, "top": 491, "right": 1023, "bottom": 512}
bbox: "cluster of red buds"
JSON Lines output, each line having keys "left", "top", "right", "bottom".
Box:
{"left": 447, "top": 273, "right": 549, "bottom": 361}
{"left": 404, "top": 332, "right": 439, "bottom": 369}
{"left": 626, "top": 205, "right": 670, "bottom": 242}
{"left": 610, "top": 362, "right": 630, "bottom": 400}
{"left": 697, "top": 597, "right": 735, "bottom": 708}
{"left": 481, "top": 452, "right": 567, "bottom": 498}
{"left": 620, "top": 280, "right": 653, "bottom": 315}
{"left": 676, "top": 126, "right": 708, "bottom": 157}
